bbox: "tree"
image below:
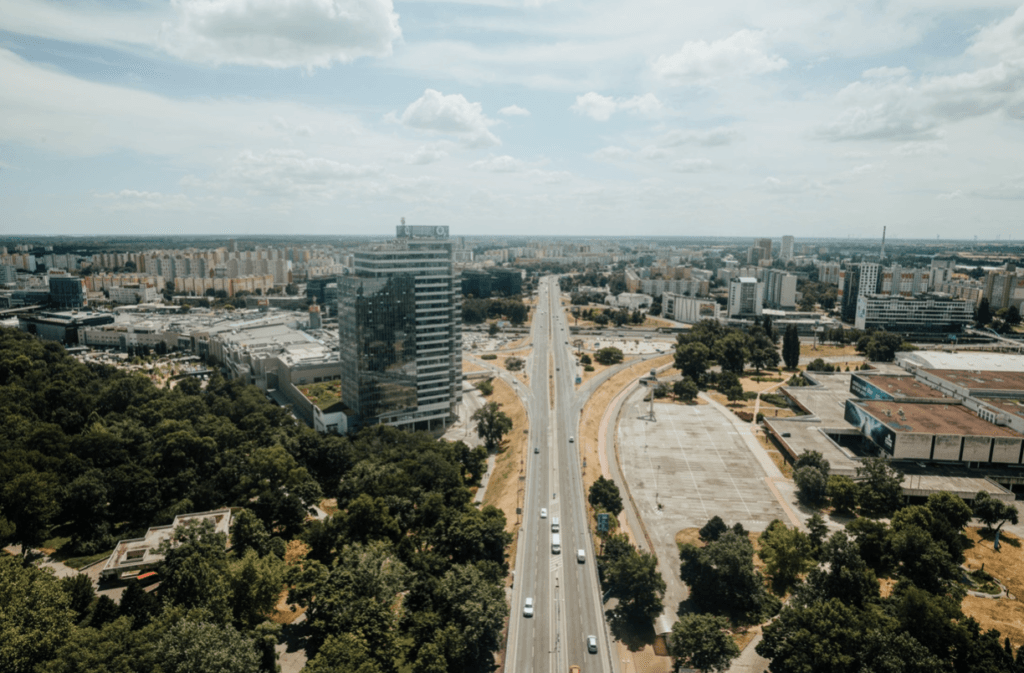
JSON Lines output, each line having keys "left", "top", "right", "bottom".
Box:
{"left": 60, "top": 573, "right": 96, "bottom": 624}
{"left": 763, "top": 314, "right": 778, "bottom": 344}
{"left": 1006, "top": 305, "right": 1021, "bottom": 326}
{"left": 157, "top": 620, "right": 261, "bottom": 673}
{"left": 231, "top": 508, "right": 272, "bottom": 558}
{"left": 864, "top": 333, "right": 905, "bottom": 363}
{"left": 159, "top": 519, "right": 232, "bottom": 623}
{"left": 973, "top": 491, "right": 1020, "bottom": 535}
{"left": 606, "top": 547, "right": 665, "bottom": 623}
{"left": 471, "top": 402, "right": 513, "bottom": 450}
{"left": 0, "top": 554, "right": 76, "bottom": 672}
{"left": 795, "top": 466, "right": 828, "bottom": 508}
{"left": 579, "top": 353, "right": 592, "bottom": 365}
{"left": 758, "top": 597, "right": 865, "bottom": 673}
{"left": 228, "top": 549, "right": 286, "bottom": 629}
{"left": 488, "top": 322, "right": 499, "bottom": 336}
{"left": 856, "top": 458, "right": 904, "bottom": 517}
{"left": 924, "top": 491, "right": 973, "bottom": 563}
{"left": 717, "top": 371, "right": 744, "bottom": 403}
{"left": 826, "top": 475, "right": 858, "bottom": 514}
{"left": 588, "top": 476, "right": 623, "bottom": 516}
{"left": 504, "top": 356, "right": 524, "bottom": 372}
{"left": 805, "top": 512, "right": 828, "bottom": 557}
{"left": 699, "top": 515, "right": 728, "bottom": 543}
{"left": 888, "top": 522, "right": 959, "bottom": 594}
{"left": 758, "top": 520, "right": 814, "bottom": 590}
{"left": 680, "top": 530, "right": 775, "bottom": 624}
{"left": 119, "top": 578, "right": 161, "bottom": 628}
{"left": 594, "top": 347, "right": 624, "bottom": 365}
{"left": 673, "top": 377, "right": 699, "bottom": 402}
{"left": 2, "top": 471, "right": 62, "bottom": 552}
{"left": 675, "top": 342, "right": 710, "bottom": 383}
{"left": 668, "top": 613, "right": 740, "bottom": 673}
{"left": 715, "top": 333, "right": 749, "bottom": 374}
{"left": 976, "top": 297, "right": 992, "bottom": 326}
{"left": 797, "top": 531, "right": 878, "bottom": 609}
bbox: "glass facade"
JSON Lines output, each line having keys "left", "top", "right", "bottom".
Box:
{"left": 338, "top": 274, "right": 418, "bottom": 423}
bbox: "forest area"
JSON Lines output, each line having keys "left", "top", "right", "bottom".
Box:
{"left": 0, "top": 328, "right": 508, "bottom": 673}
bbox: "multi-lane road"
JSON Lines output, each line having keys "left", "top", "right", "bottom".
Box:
{"left": 506, "top": 277, "right": 615, "bottom": 673}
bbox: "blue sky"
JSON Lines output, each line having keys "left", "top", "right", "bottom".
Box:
{"left": 1, "top": 0, "right": 1023, "bottom": 238}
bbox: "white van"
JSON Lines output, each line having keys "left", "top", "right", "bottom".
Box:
{"left": 551, "top": 517, "right": 559, "bottom": 533}
{"left": 551, "top": 533, "right": 561, "bottom": 554}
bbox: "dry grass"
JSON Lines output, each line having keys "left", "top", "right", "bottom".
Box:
{"left": 879, "top": 577, "right": 898, "bottom": 599}
{"left": 506, "top": 334, "right": 532, "bottom": 349}
{"left": 740, "top": 373, "right": 787, "bottom": 394}
{"left": 755, "top": 432, "right": 793, "bottom": 477}
{"left": 284, "top": 540, "right": 311, "bottom": 566}
{"left": 482, "top": 376, "right": 529, "bottom": 580}
{"left": 319, "top": 498, "right": 338, "bottom": 516}
{"left": 731, "top": 626, "right": 761, "bottom": 652}
{"left": 269, "top": 588, "right": 307, "bottom": 625}
{"left": 803, "top": 343, "right": 860, "bottom": 359}
{"left": 960, "top": 527, "right": 1024, "bottom": 647}
{"left": 576, "top": 355, "right": 640, "bottom": 388}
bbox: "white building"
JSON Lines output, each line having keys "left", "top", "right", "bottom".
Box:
{"left": 663, "top": 293, "right": 723, "bottom": 324}
{"left": 728, "top": 277, "right": 764, "bottom": 318}
{"left": 108, "top": 283, "right": 159, "bottom": 305}
{"left": 763, "top": 270, "right": 797, "bottom": 309}
{"left": 855, "top": 293, "right": 974, "bottom": 332}
{"left": 605, "top": 292, "right": 652, "bottom": 311}
{"left": 781, "top": 235, "right": 795, "bottom": 261}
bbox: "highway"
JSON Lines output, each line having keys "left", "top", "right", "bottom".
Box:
{"left": 506, "top": 276, "right": 614, "bottom": 673}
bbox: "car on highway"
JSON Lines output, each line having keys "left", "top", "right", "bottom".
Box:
{"left": 540, "top": 508, "right": 547, "bottom": 519}
{"left": 569, "top": 436, "right": 574, "bottom": 443}
{"left": 587, "top": 635, "right": 597, "bottom": 653}
{"left": 570, "top": 666, "right": 580, "bottom": 673}
{"left": 534, "top": 446, "right": 539, "bottom": 453}
{"left": 577, "top": 549, "right": 585, "bottom": 563}
{"left": 523, "top": 597, "right": 534, "bottom": 617}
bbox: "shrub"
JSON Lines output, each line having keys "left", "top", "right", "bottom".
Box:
{"left": 481, "top": 354, "right": 497, "bottom": 361}
{"left": 584, "top": 365, "right": 594, "bottom": 372}
{"left": 475, "top": 379, "right": 494, "bottom": 396}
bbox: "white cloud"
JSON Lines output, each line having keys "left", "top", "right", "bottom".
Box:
{"left": 499, "top": 104, "right": 531, "bottom": 116}
{"left": 670, "top": 158, "right": 715, "bottom": 173}
{"left": 968, "top": 4, "right": 1024, "bottom": 61}
{"left": 659, "top": 127, "right": 740, "bottom": 147}
{"left": 470, "top": 155, "right": 525, "bottom": 172}
{"left": 94, "top": 190, "right": 194, "bottom": 211}
{"left": 399, "top": 89, "right": 500, "bottom": 147}
{"left": 652, "top": 30, "right": 787, "bottom": 85}
{"left": 161, "top": 0, "right": 401, "bottom": 69}
{"left": 216, "top": 149, "right": 382, "bottom": 196}
{"left": 891, "top": 141, "right": 947, "bottom": 157}
{"left": 406, "top": 145, "right": 448, "bottom": 165}
{"left": 571, "top": 92, "right": 663, "bottom": 121}
{"left": 862, "top": 66, "right": 910, "bottom": 79}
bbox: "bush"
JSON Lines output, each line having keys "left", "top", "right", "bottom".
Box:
{"left": 673, "top": 377, "right": 699, "bottom": 402}
{"left": 594, "top": 347, "right": 624, "bottom": 365}
{"left": 480, "top": 354, "right": 497, "bottom": 360}
{"left": 475, "top": 379, "right": 494, "bottom": 396}
{"left": 584, "top": 365, "right": 594, "bottom": 372}
{"left": 505, "top": 357, "right": 524, "bottom": 371}
{"left": 806, "top": 358, "right": 835, "bottom": 373}
{"left": 580, "top": 353, "right": 592, "bottom": 365}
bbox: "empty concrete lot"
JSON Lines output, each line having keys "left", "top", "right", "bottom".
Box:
{"left": 619, "top": 394, "right": 786, "bottom": 539}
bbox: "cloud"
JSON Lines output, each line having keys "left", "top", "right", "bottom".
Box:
{"left": 161, "top": 0, "right": 401, "bottom": 69}
{"left": 588, "top": 146, "right": 633, "bottom": 161}
{"left": 470, "top": 155, "right": 525, "bottom": 172}
{"left": 571, "top": 92, "right": 663, "bottom": 121}
{"left": 862, "top": 66, "right": 910, "bottom": 79}
{"left": 652, "top": 30, "right": 787, "bottom": 85}
{"left": 659, "top": 127, "right": 740, "bottom": 147}
{"left": 670, "top": 158, "right": 715, "bottom": 173}
{"left": 94, "top": 190, "right": 194, "bottom": 211}
{"left": 968, "top": 4, "right": 1024, "bottom": 61}
{"left": 399, "top": 89, "right": 500, "bottom": 147}
{"left": 406, "top": 145, "right": 448, "bottom": 165}
{"left": 499, "top": 104, "right": 531, "bottom": 116}
{"left": 214, "top": 149, "right": 381, "bottom": 196}
{"left": 972, "top": 175, "right": 1024, "bottom": 200}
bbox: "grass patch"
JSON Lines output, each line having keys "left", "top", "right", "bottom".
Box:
{"left": 298, "top": 381, "right": 344, "bottom": 411}
{"left": 965, "top": 568, "right": 1002, "bottom": 595}
{"left": 61, "top": 552, "right": 111, "bottom": 570}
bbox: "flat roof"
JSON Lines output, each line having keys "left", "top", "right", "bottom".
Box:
{"left": 857, "top": 400, "right": 1023, "bottom": 438}
{"left": 923, "top": 369, "right": 1024, "bottom": 394}
{"left": 898, "top": 350, "right": 1024, "bottom": 372}
{"left": 102, "top": 508, "right": 231, "bottom": 576}
{"left": 978, "top": 397, "right": 1024, "bottom": 421}
{"left": 859, "top": 374, "right": 949, "bottom": 399}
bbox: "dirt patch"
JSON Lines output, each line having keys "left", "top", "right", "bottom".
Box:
{"left": 879, "top": 577, "right": 897, "bottom": 599}
{"left": 269, "top": 588, "right": 307, "bottom": 625}
{"left": 803, "top": 344, "right": 859, "bottom": 359}
{"left": 506, "top": 335, "right": 532, "bottom": 350}
{"left": 481, "top": 377, "right": 529, "bottom": 580}
{"left": 318, "top": 499, "right": 338, "bottom": 516}
{"left": 740, "top": 374, "right": 787, "bottom": 394}
{"left": 960, "top": 527, "right": 1024, "bottom": 647}
{"left": 755, "top": 432, "right": 793, "bottom": 478}
{"left": 731, "top": 625, "right": 761, "bottom": 652}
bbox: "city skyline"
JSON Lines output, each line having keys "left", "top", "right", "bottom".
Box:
{"left": 2, "top": 1, "right": 1024, "bottom": 238}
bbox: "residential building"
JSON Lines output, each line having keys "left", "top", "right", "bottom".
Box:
{"left": 815, "top": 261, "right": 841, "bottom": 285}
{"left": 763, "top": 269, "right": 797, "bottom": 309}
{"left": 663, "top": 293, "right": 723, "bottom": 323}
{"left": 879, "top": 265, "right": 931, "bottom": 296}
{"left": 854, "top": 293, "right": 973, "bottom": 333}
{"left": 983, "top": 264, "right": 1024, "bottom": 311}
{"left": 780, "top": 235, "right": 795, "bottom": 261}
{"left": 338, "top": 224, "right": 462, "bottom": 432}
{"left": 727, "top": 277, "right": 763, "bottom": 318}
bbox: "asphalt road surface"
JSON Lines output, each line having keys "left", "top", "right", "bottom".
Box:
{"left": 506, "top": 277, "right": 615, "bottom": 673}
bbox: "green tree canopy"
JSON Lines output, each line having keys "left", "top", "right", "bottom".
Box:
{"left": 588, "top": 475, "right": 623, "bottom": 516}
{"left": 471, "top": 401, "right": 513, "bottom": 451}
{"left": 668, "top": 613, "right": 740, "bottom": 673}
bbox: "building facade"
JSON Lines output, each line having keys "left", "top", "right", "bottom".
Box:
{"left": 854, "top": 293, "right": 973, "bottom": 332}
{"left": 727, "top": 277, "right": 764, "bottom": 318}
{"left": 338, "top": 225, "right": 462, "bottom": 432}
{"left": 838, "top": 263, "right": 880, "bottom": 322}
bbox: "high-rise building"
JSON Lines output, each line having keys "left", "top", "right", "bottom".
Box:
{"left": 338, "top": 225, "right": 462, "bottom": 432}
{"left": 763, "top": 270, "right": 797, "bottom": 309}
{"left": 839, "top": 263, "right": 880, "bottom": 322}
{"left": 984, "top": 264, "right": 1024, "bottom": 311}
{"left": 728, "top": 277, "right": 764, "bottom": 317}
{"left": 780, "top": 236, "right": 794, "bottom": 261}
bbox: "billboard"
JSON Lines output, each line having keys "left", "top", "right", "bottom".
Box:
{"left": 850, "top": 375, "right": 894, "bottom": 401}
{"left": 845, "top": 401, "right": 897, "bottom": 455}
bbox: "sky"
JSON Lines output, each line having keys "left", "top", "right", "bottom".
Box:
{"left": 1, "top": 0, "right": 1023, "bottom": 239}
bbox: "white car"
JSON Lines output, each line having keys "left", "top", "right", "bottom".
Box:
{"left": 577, "top": 549, "right": 586, "bottom": 563}
{"left": 540, "top": 508, "right": 547, "bottom": 519}
{"left": 587, "top": 635, "right": 597, "bottom": 653}
{"left": 569, "top": 436, "right": 574, "bottom": 443}
{"left": 524, "top": 597, "right": 534, "bottom": 617}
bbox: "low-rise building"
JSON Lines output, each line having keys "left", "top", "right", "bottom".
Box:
{"left": 101, "top": 508, "right": 232, "bottom": 580}
{"left": 854, "top": 293, "right": 973, "bottom": 332}
{"left": 662, "top": 293, "right": 722, "bottom": 324}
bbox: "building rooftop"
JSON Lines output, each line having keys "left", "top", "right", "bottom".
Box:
{"left": 859, "top": 374, "right": 950, "bottom": 399}
{"left": 923, "top": 369, "right": 1024, "bottom": 395}
{"left": 856, "top": 400, "right": 1023, "bottom": 438}
{"left": 897, "top": 350, "right": 1024, "bottom": 372}
{"left": 299, "top": 381, "right": 346, "bottom": 413}
{"left": 977, "top": 397, "right": 1024, "bottom": 422}
{"left": 101, "top": 508, "right": 231, "bottom": 579}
